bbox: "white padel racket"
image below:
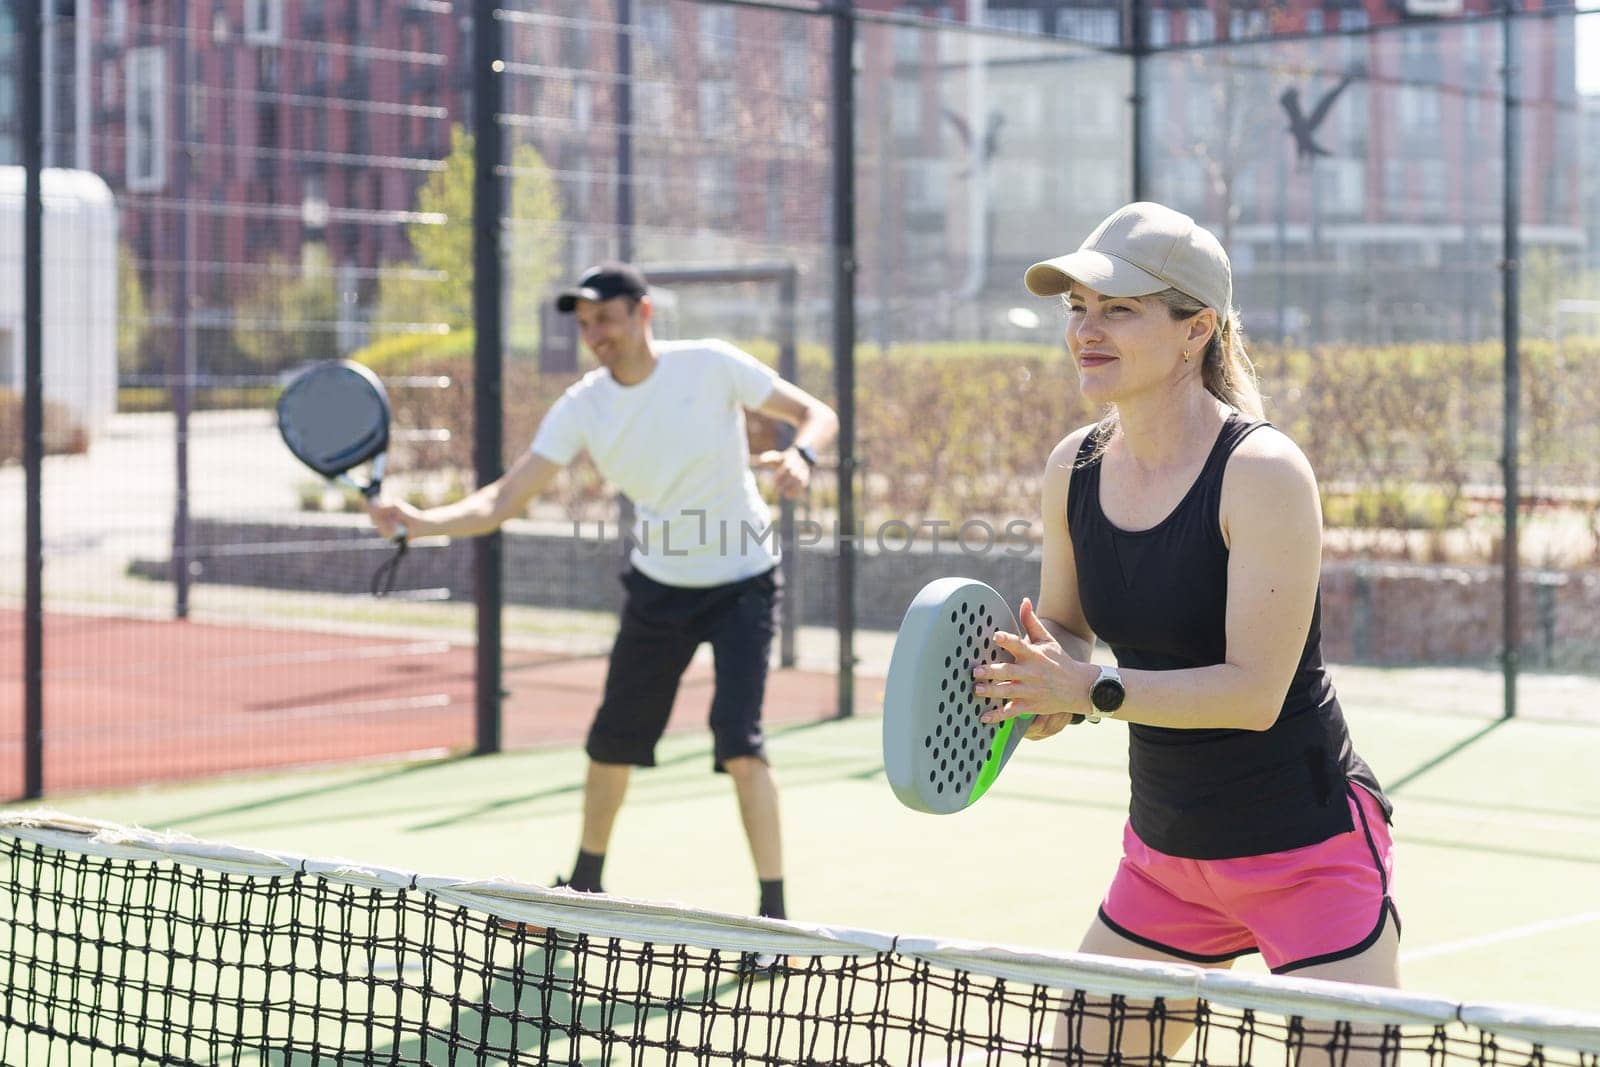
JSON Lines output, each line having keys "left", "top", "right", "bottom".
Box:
{"left": 883, "top": 578, "right": 1032, "bottom": 814}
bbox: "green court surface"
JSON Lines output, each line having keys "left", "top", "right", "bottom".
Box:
{"left": 6, "top": 696, "right": 1599, "bottom": 1018}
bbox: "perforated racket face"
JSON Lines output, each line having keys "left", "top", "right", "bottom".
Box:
{"left": 276, "top": 361, "right": 391, "bottom": 480}
{"left": 883, "top": 578, "right": 1026, "bottom": 814}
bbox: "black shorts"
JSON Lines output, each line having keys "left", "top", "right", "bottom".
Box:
{"left": 586, "top": 565, "right": 781, "bottom": 772}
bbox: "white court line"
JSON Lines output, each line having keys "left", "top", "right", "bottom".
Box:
{"left": 43, "top": 639, "right": 454, "bottom": 681}
{"left": 1401, "top": 912, "right": 1600, "bottom": 963}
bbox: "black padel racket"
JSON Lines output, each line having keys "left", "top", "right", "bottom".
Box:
{"left": 883, "top": 578, "right": 1033, "bottom": 814}
{"left": 276, "top": 360, "right": 407, "bottom": 595}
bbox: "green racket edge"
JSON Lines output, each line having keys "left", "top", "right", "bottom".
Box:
{"left": 967, "top": 712, "right": 1033, "bottom": 805}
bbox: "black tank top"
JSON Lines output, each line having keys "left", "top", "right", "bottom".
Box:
{"left": 1068, "top": 414, "right": 1390, "bottom": 859}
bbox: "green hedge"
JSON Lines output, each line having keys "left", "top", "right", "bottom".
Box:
{"left": 333, "top": 332, "right": 1600, "bottom": 543}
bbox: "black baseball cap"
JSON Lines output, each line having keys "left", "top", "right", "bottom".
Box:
{"left": 555, "top": 261, "right": 650, "bottom": 313}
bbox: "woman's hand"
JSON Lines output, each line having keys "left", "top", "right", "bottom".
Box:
{"left": 973, "top": 597, "right": 1098, "bottom": 731}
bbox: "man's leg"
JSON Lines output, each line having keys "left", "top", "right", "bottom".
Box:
{"left": 568, "top": 570, "right": 698, "bottom": 892}
{"left": 724, "top": 755, "right": 783, "bottom": 882}
{"left": 580, "top": 760, "right": 633, "bottom": 854}
{"left": 706, "top": 569, "right": 784, "bottom": 919}
{"left": 563, "top": 760, "right": 634, "bottom": 891}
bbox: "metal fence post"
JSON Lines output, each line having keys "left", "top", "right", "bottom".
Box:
{"left": 831, "top": 0, "right": 858, "bottom": 719}
{"left": 473, "top": 0, "right": 506, "bottom": 753}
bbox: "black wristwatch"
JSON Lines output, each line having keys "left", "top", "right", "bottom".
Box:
{"left": 792, "top": 444, "right": 818, "bottom": 468}
{"left": 1087, "top": 665, "right": 1125, "bottom": 723}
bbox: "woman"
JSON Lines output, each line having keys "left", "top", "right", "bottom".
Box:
{"left": 974, "top": 202, "right": 1399, "bottom": 1061}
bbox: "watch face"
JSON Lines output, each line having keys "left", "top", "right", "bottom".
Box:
{"left": 1091, "top": 677, "right": 1125, "bottom": 713}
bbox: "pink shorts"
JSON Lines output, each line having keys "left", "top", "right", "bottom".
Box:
{"left": 1099, "top": 785, "right": 1398, "bottom": 974}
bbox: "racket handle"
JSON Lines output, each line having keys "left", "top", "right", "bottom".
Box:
{"left": 392, "top": 522, "right": 408, "bottom": 544}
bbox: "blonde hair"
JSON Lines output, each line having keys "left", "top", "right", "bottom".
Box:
{"left": 1081, "top": 288, "right": 1264, "bottom": 461}
{"left": 1149, "top": 288, "right": 1263, "bottom": 419}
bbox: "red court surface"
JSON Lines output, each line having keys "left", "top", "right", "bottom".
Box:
{"left": 0, "top": 610, "right": 849, "bottom": 799}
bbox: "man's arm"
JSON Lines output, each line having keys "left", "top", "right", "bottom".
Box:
{"left": 752, "top": 379, "right": 839, "bottom": 499}
{"left": 369, "top": 449, "right": 562, "bottom": 540}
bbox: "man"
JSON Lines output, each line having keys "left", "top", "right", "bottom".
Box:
{"left": 369, "top": 261, "right": 837, "bottom": 932}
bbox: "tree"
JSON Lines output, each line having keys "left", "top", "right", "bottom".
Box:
{"left": 374, "top": 124, "right": 565, "bottom": 351}
{"left": 230, "top": 243, "right": 340, "bottom": 374}
{"left": 117, "top": 242, "right": 150, "bottom": 376}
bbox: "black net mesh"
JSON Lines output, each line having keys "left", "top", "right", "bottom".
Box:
{"left": 2, "top": 819, "right": 1598, "bottom": 1067}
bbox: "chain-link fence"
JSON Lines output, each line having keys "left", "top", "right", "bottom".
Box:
{"left": 5, "top": 0, "right": 1597, "bottom": 798}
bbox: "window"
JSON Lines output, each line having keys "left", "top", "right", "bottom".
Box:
{"left": 563, "top": 22, "right": 590, "bottom": 68}
{"left": 764, "top": 161, "right": 784, "bottom": 239}
{"left": 1149, "top": 10, "right": 1172, "bottom": 45}
{"left": 699, "top": 7, "right": 736, "bottom": 73}
{"left": 126, "top": 46, "right": 167, "bottom": 192}
{"left": 1057, "top": 8, "right": 1119, "bottom": 44}
{"left": 1338, "top": 83, "right": 1366, "bottom": 153}
{"left": 1185, "top": 9, "right": 1215, "bottom": 43}
{"left": 259, "top": 49, "right": 280, "bottom": 90}
{"left": 1399, "top": 85, "right": 1441, "bottom": 135}
{"left": 101, "top": 60, "right": 119, "bottom": 108}
{"left": 892, "top": 26, "right": 924, "bottom": 65}
{"left": 244, "top": 0, "right": 283, "bottom": 43}
{"left": 638, "top": 1, "right": 673, "bottom": 61}
{"left": 781, "top": 37, "right": 810, "bottom": 97}
{"left": 636, "top": 80, "right": 675, "bottom": 128}
{"left": 302, "top": 173, "right": 329, "bottom": 230}
{"left": 697, "top": 156, "right": 737, "bottom": 228}
{"left": 1325, "top": 157, "right": 1364, "bottom": 216}
{"left": 983, "top": 8, "right": 1044, "bottom": 34}
{"left": 189, "top": 82, "right": 206, "bottom": 138}
{"left": 109, "top": 0, "right": 128, "bottom": 44}
{"left": 902, "top": 159, "right": 949, "bottom": 215}
{"left": 1417, "top": 158, "right": 1447, "bottom": 215}
{"left": 572, "top": 82, "right": 593, "bottom": 129}
{"left": 892, "top": 80, "right": 922, "bottom": 140}
{"left": 699, "top": 81, "right": 733, "bottom": 139}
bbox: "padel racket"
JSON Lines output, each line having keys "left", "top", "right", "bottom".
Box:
{"left": 883, "top": 578, "right": 1033, "bottom": 814}
{"left": 276, "top": 360, "right": 407, "bottom": 596}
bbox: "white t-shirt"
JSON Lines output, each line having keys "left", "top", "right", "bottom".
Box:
{"left": 530, "top": 339, "right": 782, "bottom": 588}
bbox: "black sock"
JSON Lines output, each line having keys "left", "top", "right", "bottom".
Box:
{"left": 568, "top": 850, "right": 605, "bottom": 893}
{"left": 758, "top": 878, "right": 786, "bottom": 921}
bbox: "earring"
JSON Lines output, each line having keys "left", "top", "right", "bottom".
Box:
{"left": 1182, "top": 350, "right": 1189, "bottom": 363}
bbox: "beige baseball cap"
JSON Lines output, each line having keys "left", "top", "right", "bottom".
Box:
{"left": 1023, "top": 202, "right": 1232, "bottom": 320}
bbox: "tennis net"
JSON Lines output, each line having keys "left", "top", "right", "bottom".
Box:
{"left": 1, "top": 813, "right": 1596, "bottom": 1066}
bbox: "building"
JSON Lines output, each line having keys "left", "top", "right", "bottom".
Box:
{"left": 0, "top": 0, "right": 1587, "bottom": 359}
